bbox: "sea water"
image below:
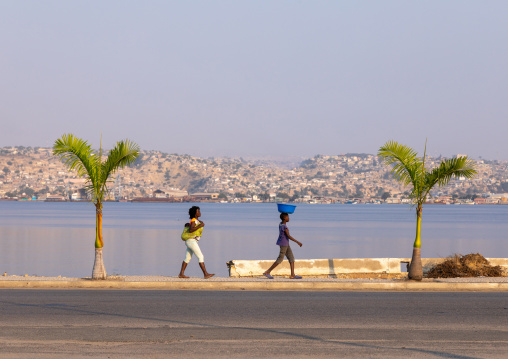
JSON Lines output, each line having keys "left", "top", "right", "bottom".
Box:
{"left": 1, "top": 202, "right": 507, "bottom": 278}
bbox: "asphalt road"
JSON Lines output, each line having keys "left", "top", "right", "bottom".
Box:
{"left": 0, "top": 290, "right": 507, "bottom": 358}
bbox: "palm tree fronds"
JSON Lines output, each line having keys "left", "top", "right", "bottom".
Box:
{"left": 53, "top": 134, "right": 140, "bottom": 205}
{"left": 101, "top": 139, "right": 140, "bottom": 183}
{"left": 378, "top": 141, "right": 420, "bottom": 187}
{"left": 425, "top": 156, "right": 477, "bottom": 190}
{"left": 53, "top": 134, "right": 95, "bottom": 180}
{"left": 378, "top": 141, "right": 477, "bottom": 208}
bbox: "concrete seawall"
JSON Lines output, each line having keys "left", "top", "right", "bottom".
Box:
{"left": 1, "top": 258, "right": 506, "bottom": 292}
{"left": 227, "top": 258, "right": 508, "bottom": 277}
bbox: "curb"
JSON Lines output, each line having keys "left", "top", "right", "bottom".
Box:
{"left": 1, "top": 280, "right": 507, "bottom": 291}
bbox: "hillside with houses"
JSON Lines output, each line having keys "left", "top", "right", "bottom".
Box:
{"left": 1, "top": 146, "right": 507, "bottom": 204}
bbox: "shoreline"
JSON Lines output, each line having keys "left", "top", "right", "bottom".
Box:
{"left": 1, "top": 199, "right": 508, "bottom": 205}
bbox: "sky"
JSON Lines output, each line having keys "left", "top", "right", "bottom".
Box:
{"left": 1, "top": 1, "right": 507, "bottom": 160}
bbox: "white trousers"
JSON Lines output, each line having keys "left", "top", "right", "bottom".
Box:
{"left": 183, "top": 239, "right": 204, "bottom": 263}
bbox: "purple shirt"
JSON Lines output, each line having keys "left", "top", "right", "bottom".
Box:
{"left": 276, "top": 222, "right": 289, "bottom": 246}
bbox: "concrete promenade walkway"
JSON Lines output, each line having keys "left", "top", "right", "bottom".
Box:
{"left": 1, "top": 275, "right": 507, "bottom": 291}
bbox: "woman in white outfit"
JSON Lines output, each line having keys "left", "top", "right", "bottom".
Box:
{"left": 178, "top": 206, "right": 215, "bottom": 279}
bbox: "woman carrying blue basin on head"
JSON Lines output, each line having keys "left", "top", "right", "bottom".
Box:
{"left": 263, "top": 209, "right": 303, "bottom": 279}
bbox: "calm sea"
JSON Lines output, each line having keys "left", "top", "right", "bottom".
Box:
{"left": 1, "top": 202, "right": 507, "bottom": 278}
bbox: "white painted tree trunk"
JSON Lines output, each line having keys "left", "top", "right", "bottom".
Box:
{"left": 92, "top": 247, "right": 107, "bottom": 279}
{"left": 408, "top": 247, "right": 423, "bottom": 281}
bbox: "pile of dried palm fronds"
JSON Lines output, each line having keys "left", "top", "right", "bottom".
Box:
{"left": 425, "top": 253, "right": 504, "bottom": 278}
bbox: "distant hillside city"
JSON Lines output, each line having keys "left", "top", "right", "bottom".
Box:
{"left": 1, "top": 146, "right": 507, "bottom": 204}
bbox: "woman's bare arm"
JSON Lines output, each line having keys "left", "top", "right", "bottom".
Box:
{"left": 189, "top": 220, "right": 205, "bottom": 233}
{"left": 285, "top": 228, "right": 302, "bottom": 247}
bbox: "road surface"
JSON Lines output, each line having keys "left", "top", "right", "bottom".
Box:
{"left": 0, "top": 290, "right": 507, "bottom": 358}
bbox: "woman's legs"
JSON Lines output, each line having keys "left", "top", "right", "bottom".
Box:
{"left": 284, "top": 246, "right": 296, "bottom": 277}
{"left": 264, "top": 246, "right": 288, "bottom": 276}
{"left": 199, "top": 262, "right": 214, "bottom": 279}
{"left": 289, "top": 262, "right": 295, "bottom": 277}
{"left": 186, "top": 239, "right": 204, "bottom": 262}
{"left": 178, "top": 241, "right": 195, "bottom": 278}
{"left": 285, "top": 246, "right": 300, "bottom": 278}
{"left": 178, "top": 261, "right": 189, "bottom": 278}
{"left": 180, "top": 239, "right": 214, "bottom": 279}
{"left": 264, "top": 246, "right": 299, "bottom": 278}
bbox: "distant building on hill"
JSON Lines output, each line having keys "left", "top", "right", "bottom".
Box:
{"left": 474, "top": 197, "right": 486, "bottom": 205}
{"left": 45, "top": 194, "right": 67, "bottom": 202}
{"left": 150, "top": 189, "right": 189, "bottom": 199}
{"left": 189, "top": 192, "right": 219, "bottom": 201}
{"left": 153, "top": 189, "right": 165, "bottom": 198}
{"left": 71, "top": 192, "right": 83, "bottom": 200}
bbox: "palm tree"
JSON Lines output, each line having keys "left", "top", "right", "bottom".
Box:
{"left": 53, "top": 134, "right": 140, "bottom": 279}
{"left": 378, "top": 140, "right": 477, "bottom": 280}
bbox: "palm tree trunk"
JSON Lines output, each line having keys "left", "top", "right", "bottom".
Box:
{"left": 95, "top": 203, "right": 104, "bottom": 248}
{"left": 408, "top": 207, "right": 423, "bottom": 280}
{"left": 92, "top": 247, "right": 107, "bottom": 279}
{"left": 92, "top": 203, "right": 106, "bottom": 279}
{"left": 408, "top": 247, "right": 422, "bottom": 281}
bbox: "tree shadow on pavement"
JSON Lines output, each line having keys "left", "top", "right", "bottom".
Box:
{"left": 1, "top": 300, "right": 481, "bottom": 359}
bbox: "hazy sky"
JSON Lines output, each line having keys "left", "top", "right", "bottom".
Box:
{"left": 1, "top": 1, "right": 507, "bottom": 160}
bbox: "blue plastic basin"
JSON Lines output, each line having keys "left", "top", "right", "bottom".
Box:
{"left": 277, "top": 203, "right": 296, "bottom": 214}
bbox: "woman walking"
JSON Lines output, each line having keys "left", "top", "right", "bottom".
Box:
{"left": 178, "top": 206, "right": 215, "bottom": 279}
